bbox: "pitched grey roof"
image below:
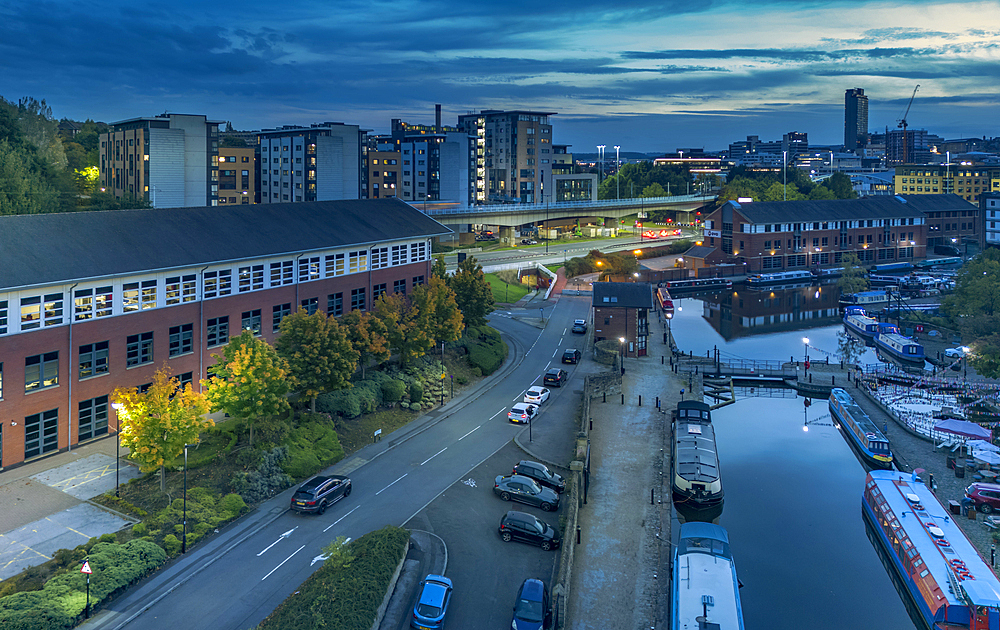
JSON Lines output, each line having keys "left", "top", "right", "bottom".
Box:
{"left": 592, "top": 282, "right": 655, "bottom": 309}
{"left": 0, "top": 199, "right": 451, "bottom": 291}
{"left": 683, "top": 245, "right": 716, "bottom": 259}
{"left": 727, "top": 194, "right": 972, "bottom": 224}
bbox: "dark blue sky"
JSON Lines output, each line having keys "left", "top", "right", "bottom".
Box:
{"left": 2, "top": 0, "right": 998, "bottom": 152}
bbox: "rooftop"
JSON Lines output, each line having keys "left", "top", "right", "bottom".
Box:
{"left": 724, "top": 194, "right": 973, "bottom": 224}
{"left": 592, "top": 282, "right": 655, "bottom": 309}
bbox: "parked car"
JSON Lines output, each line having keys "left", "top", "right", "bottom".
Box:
{"left": 524, "top": 386, "right": 551, "bottom": 405}
{"left": 543, "top": 368, "right": 567, "bottom": 387}
{"left": 290, "top": 475, "right": 352, "bottom": 514}
{"left": 521, "top": 239, "right": 538, "bottom": 245}
{"left": 945, "top": 347, "right": 969, "bottom": 358}
{"left": 494, "top": 474, "right": 559, "bottom": 511}
{"left": 497, "top": 511, "right": 561, "bottom": 551}
{"left": 561, "top": 349, "right": 581, "bottom": 364}
{"left": 511, "top": 578, "right": 551, "bottom": 630}
{"left": 966, "top": 482, "right": 1000, "bottom": 514}
{"left": 508, "top": 403, "right": 538, "bottom": 424}
{"left": 572, "top": 319, "right": 587, "bottom": 334}
{"left": 411, "top": 574, "right": 453, "bottom": 629}
{"left": 512, "top": 460, "right": 565, "bottom": 493}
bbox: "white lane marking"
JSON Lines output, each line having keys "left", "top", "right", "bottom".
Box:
{"left": 323, "top": 506, "right": 359, "bottom": 532}
{"left": 311, "top": 537, "right": 351, "bottom": 565}
{"left": 551, "top": 349, "right": 558, "bottom": 358}
{"left": 261, "top": 544, "right": 305, "bottom": 581}
{"left": 490, "top": 408, "right": 505, "bottom": 420}
{"left": 421, "top": 448, "right": 447, "bottom": 466}
{"left": 563, "top": 328, "right": 567, "bottom": 335}
{"left": 459, "top": 425, "right": 481, "bottom": 441}
{"left": 375, "top": 473, "right": 408, "bottom": 495}
{"left": 257, "top": 526, "right": 297, "bottom": 557}
{"left": 514, "top": 389, "right": 526, "bottom": 402}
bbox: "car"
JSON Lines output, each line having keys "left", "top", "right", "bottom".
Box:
{"left": 290, "top": 475, "right": 352, "bottom": 514}
{"left": 572, "top": 319, "right": 587, "bottom": 334}
{"left": 561, "top": 349, "right": 581, "bottom": 364}
{"left": 497, "top": 510, "right": 561, "bottom": 551}
{"left": 411, "top": 574, "right": 453, "bottom": 629}
{"left": 966, "top": 483, "right": 1000, "bottom": 514}
{"left": 945, "top": 346, "right": 970, "bottom": 358}
{"left": 508, "top": 402, "right": 538, "bottom": 424}
{"left": 524, "top": 386, "right": 551, "bottom": 405}
{"left": 494, "top": 474, "right": 560, "bottom": 511}
{"left": 543, "top": 368, "right": 567, "bottom": 387}
{"left": 512, "top": 460, "right": 566, "bottom": 493}
{"left": 521, "top": 239, "right": 538, "bottom": 245}
{"left": 511, "top": 578, "right": 551, "bottom": 630}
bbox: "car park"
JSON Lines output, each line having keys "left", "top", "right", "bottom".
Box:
{"left": 561, "top": 349, "right": 581, "bottom": 365}
{"left": 497, "top": 511, "right": 561, "bottom": 550}
{"left": 508, "top": 403, "right": 538, "bottom": 424}
{"left": 543, "top": 368, "right": 567, "bottom": 387}
{"left": 571, "top": 319, "right": 587, "bottom": 334}
{"left": 290, "top": 475, "right": 351, "bottom": 514}
{"left": 411, "top": 574, "right": 453, "bottom": 629}
{"left": 511, "top": 578, "right": 551, "bottom": 630}
{"left": 512, "top": 461, "right": 565, "bottom": 493}
{"left": 966, "top": 482, "right": 1000, "bottom": 514}
{"left": 524, "top": 386, "right": 550, "bottom": 405}
{"left": 494, "top": 474, "right": 559, "bottom": 511}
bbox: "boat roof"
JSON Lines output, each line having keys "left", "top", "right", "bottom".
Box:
{"left": 880, "top": 332, "right": 920, "bottom": 346}
{"left": 868, "top": 470, "right": 1000, "bottom": 608}
{"left": 675, "top": 523, "right": 744, "bottom": 630}
{"left": 675, "top": 418, "right": 720, "bottom": 483}
{"left": 830, "top": 388, "right": 888, "bottom": 441}
{"left": 680, "top": 522, "right": 730, "bottom": 544}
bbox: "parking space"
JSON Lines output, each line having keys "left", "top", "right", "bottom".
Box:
{"left": 31, "top": 453, "right": 141, "bottom": 500}
{"left": 404, "top": 441, "right": 559, "bottom": 629}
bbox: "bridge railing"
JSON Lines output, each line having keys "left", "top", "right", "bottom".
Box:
{"left": 419, "top": 194, "right": 710, "bottom": 215}
{"left": 679, "top": 358, "right": 797, "bottom": 378}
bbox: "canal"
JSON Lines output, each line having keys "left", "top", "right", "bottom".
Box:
{"left": 669, "top": 289, "right": 918, "bottom": 629}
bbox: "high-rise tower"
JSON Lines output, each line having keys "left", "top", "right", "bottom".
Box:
{"left": 844, "top": 88, "right": 869, "bottom": 151}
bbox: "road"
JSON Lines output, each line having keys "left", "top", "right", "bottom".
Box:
{"left": 87, "top": 294, "right": 593, "bottom": 630}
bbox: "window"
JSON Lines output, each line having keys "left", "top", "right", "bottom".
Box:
{"left": 371, "top": 247, "right": 389, "bottom": 270}
{"left": 169, "top": 324, "right": 194, "bottom": 356}
{"left": 373, "top": 283, "right": 387, "bottom": 300}
{"left": 0, "top": 361, "right": 3, "bottom": 398}
{"left": 410, "top": 242, "right": 427, "bottom": 262}
{"left": 140, "top": 279, "right": 157, "bottom": 308}
{"left": 204, "top": 270, "right": 232, "bottom": 298}
{"left": 165, "top": 276, "right": 182, "bottom": 304}
{"left": 325, "top": 253, "right": 345, "bottom": 277}
{"left": 328, "top": 292, "right": 343, "bottom": 316}
{"left": 79, "top": 341, "right": 109, "bottom": 379}
{"left": 78, "top": 396, "right": 109, "bottom": 441}
{"left": 299, "top": 257, "right": 321, "bottom": 282}
{"left": 24, "top": 409, "right": 59, "bottom": 458}
{"left": 348, "top": 250, "right": 368, "bottom": 274}
{"left": 178, "top": 372, "right": 193, "bottom": 390}
{"left": 123, "top": 282, "right": 140, "bottom": 312}
{"left": 413, "top": 275, "right": 425, "bottom": 287}
{"left": 270, "top": 261, "right": 294, "bottom": 286}
{"left": 351, "top": 288, "right": 366, "bottom": 311}
{"left": 391, "top": 245, "right": 407, "bottom": 266}
{"left": 301, "top": 297, "right": 318, "bottom": 315}
{"left": 181, "top": 275, "right": 196, "bottom": 302}
{"left": 239, "top": 265, "right": 264, "bottom": 292}
{"left": 20, "top": 296, "right": 41, "bottom": 330}
{"left": 0, "top": 300, "right": 7, "bottom": 334}
{"left": 126, "top": 332, "right": 154, "bottom": 367}
{"left": 207, "top": 316, "right": 229, "bottom": 347}
{"left": 273, "top": 303, "right": 291, "bottom": 332}
{"left": 25, "top": 351, "right": 59, "bottom": 391}
{"left": 43, "top": 293, "right": 63, "bottom": 326}
{"left": 394, "top": 279, "right": 406, "bottom": 294}
{"left": 242, "top": 310, "right": 262, "bottom": 335}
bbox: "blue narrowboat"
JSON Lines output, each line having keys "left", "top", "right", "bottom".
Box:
{"left": 672, "top": 522, "right": 745, "bottom": 630}
{"left": 829, "top": 388, "right": 893, "bottom": 468}
{"left": 843, "top": 306, "right": 879, "bottom": 339}
{"left": 875, "top": 331, "right": 925, "bottom": 364}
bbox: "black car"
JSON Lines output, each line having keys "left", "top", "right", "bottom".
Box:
{"left": 494, "top": 474, "right": 560, "bottom": 511}
{"left": 561, "top": 349, "right": 581, "bottom": 365}
{"left": 512, "top": 460, "right": 566, "bottom": 494}
{"left": 498, "top": 511, "right": 561, "bottom": 551}
{"left": 511, "top": 578, "right": 551, "bottom": 630}
{"left": 290, "top": 475, "right": 352, "bottom": 514}
{"left": 543, "top": 368, "right": 567, "bottom": 387}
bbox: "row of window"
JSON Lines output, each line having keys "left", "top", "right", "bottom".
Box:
{"left": 743, "top": 218, "right": 919, "bottom": 234}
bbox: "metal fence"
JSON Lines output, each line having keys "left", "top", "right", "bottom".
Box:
{"left": 420, "top": 194, "right": 709, "bottom": 216}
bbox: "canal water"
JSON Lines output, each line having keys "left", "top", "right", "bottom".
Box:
{"left": 669, "top": 291, "right": 918, "bottom": 629}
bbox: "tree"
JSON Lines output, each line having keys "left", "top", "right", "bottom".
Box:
{"left": 274, "top": 309, "right": 359, "bottom": 412}
{"left": 111, "top": 366, "right": 213, "bottom": 492}
{"left": 823, "top": 172, "right": 857, "bottom": 199}
{"left": 449, "top": 255, "right": 495, "bottom": 328}
{"left": 341, "top": 309, "right": 390, "bottom": 378}
{"left": 969, "top": 333, "right": 1000, "bottom": 379}
{"left": 203, "top": 331, "right": 290, "bottom": 446}
{"left": 641, "top": 183, "right": 666, "bottom": 197}
{"left": 373, "top": 292, "right": 432, "bottom": 365}
{"left": 412, "top": 276, "right": 464, "bottom": 346}
{"left": 837, "top": 252, "right": 869, "bottom": 295}
{"left": 431, "top": 255, "right": 448, "bottom": 281}
{"left": 220, "top": 136, "right": 248, "bottom": 148}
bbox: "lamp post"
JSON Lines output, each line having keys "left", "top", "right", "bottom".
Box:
{"left": 782, "top": 150, "right": 787, "bottom": 201}
{"left": 619, "top": 336, "right": 626, "bottom": 372}
{"left": 803, "top": 337, "right": 810, "bottom": 377}
{"left": 110, "top": 403, "right": 124, "bottom": 497}
{"left": 597, "top": 145, "right": 605, "bottom": 191}
{"left": 182, "top": 443, "right": 196, "bottom": 554}
{"left": 614, "top": 146, "right": 620, "bottom": 199}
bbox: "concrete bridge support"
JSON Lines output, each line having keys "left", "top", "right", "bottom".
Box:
{"left": 499, "top": 225, "right": 518, "bottom": 246}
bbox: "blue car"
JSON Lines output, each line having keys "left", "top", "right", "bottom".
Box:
{"left": 411, "top": 574, "right": 453, "bottom": 629}
{"left": 512, "top": 578, "right": 550, "bottom": 630}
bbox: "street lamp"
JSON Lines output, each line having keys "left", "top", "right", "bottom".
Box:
{"left": 597, "top": 145, "right": 606, "bottom": 190}
{"left": 782, "top": 150, "right": 787, "bottom": 201}
{"left": 619, "top": 336, "right": 626, "bottom": 369}
{"left": 614, "top": 146, "right": 621, "bottom": 199}
{"left": 182, "top": 442, "right": 197, "bottom": 554}
{"left": 803, "top": 337, "right": 810, "bottom": 377}
{"left": 110, "top": 403, "right": 124, "bottom": 497}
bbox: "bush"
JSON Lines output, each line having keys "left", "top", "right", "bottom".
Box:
{"left": 132, "top": 522, "right": 148, "bottom": 537}
{"left": 464, "top": 326, "right": 507, "bottom": 375}
{"left": 161, "top": 535, "right": 181, "bottom": 556}
{"left": 408, "top": 382, "right": 423, "bottom": 403}
{"left": 409, "top": 402, "right": 422, "bottom": 411}
{"left": 231, "top": 446, "right": 294, "bottom": 504}
{"left": 382, "top": 379, "right": 405, "bottom": 404}
{"left": 220, "top": 493, "right": 247, "bottom": 517}
{"left": 317, "top": 389, "right": 362, "bottom": 419}
{"left": 282, "top": 417, "right": 345, "bottom": 479}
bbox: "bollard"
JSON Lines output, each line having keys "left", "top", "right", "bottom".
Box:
{"left": 656, "top": 396, "right": 659, "bottom": 408}
{"left": 639, "top": 395, "right": 642, "bottom": 407}
{"left": 809, "top": 373, "right": 813, "bottom": 383}
{"left": 663, "top": 332, "right": 667, "bottom": 344}
{"left": 661, "top": 356, "right": 664, "bottom": 365}
{"left": 622, "top": 393, "right": 625, "bottom": 405}
{"left": 589, "top": 419, "right": 593, "bottom": 430}
{"left": 832, "top": 376, "right": 835, "bottom": 385}
{"left": 576, "top": 527, "right": 581, "bottom": 544}
{"left": 603, "top": 391, "right": 607, "bottom": 403}
{"left": 992, "top": 543, "right": 996, "bottom": 568}
{"left": 651, "top": 488, "right": 655, "bottom": 505}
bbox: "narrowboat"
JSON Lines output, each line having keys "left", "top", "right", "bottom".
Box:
{"left": 662, "top": 278, "right": 733, "bottom": 295}
{"left": 840, "top": 290, "right": 890, "bottom": 308}
{"left": 672, "top": 522, "right": 745, "bottom": 630}
{"left": 843, "top": 306, "right": 879, "bottom": 339}
{"left": 656, "top": 286, "right": 675, "bottom": 318}
{"left": 672, "top": 401, "right": 723, "bottom": 508}
{"left": 875, "top": 332, "right": 925, "bottom": 364}
{"left": 863, "top": 469, "right": 1000, "bottom": 629}
{"left": 829, "top": 388, "right": 893, "bottom": 468}
{"left": 745, "top": 270, "right": 814, "bottom": 286}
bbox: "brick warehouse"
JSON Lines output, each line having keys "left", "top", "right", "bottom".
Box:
{"left": 0, "top": 199, "right": 450, "bottom": 469}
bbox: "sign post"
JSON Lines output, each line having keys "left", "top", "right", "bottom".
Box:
{"left": 81, "top": 560, "right": 93, "bottom": 618}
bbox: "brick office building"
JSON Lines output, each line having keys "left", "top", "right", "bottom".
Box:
{"left": 592, "top": 282, "right": 654, "bottom": 358}
{"left": 0, "top": 199, "right": 450, "bottom": 469}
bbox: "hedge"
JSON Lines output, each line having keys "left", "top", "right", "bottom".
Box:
{"left": 464, "top": 325, "right": 508, "bottom": 375}
{"left": 0, "top": 540, "right": 167, "bottom": 630}
{"left": 258, "top": 526, "right": 409, "bottom": 630}
{"left": 281, "top": 415, "right": 345, "bottom": 479}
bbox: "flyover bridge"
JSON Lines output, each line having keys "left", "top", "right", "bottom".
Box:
{"left": 421, "top": 194, "right": 714, "bottom": 244}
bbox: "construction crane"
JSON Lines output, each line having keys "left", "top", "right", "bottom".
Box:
{"left": 897, "top": 84, "right": 919, "bottom": 164}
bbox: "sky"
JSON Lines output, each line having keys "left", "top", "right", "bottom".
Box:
{"left": 2, "top": 0, "right": 999, "bottom": 153}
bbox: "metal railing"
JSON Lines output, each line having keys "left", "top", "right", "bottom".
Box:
{"left": 419, "top": 194, "right": 710, "bottom": 216}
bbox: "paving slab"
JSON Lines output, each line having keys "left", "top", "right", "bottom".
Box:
{"left": 0, "top": 478, "right": 81, "bottom": 535}
{"left": 31, "top": 453, "right": 140, "bottom": 500}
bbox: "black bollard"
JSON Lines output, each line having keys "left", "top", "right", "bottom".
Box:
{"left": 992, "top": 543, "right": 996, "bottom": 568}
{"left": 576, "top": 527, "right": 581, "bottom": 544}
{"left": 661, "top": 356, "right": 664, "bottom": 365}
{"left": 832, "top": 376, "right": 835, "bottom": 385}
{"left": 664, "top": 332, "right": 668, "bottom": 343}
{"left": 809, "top": 373, "right": 813, "bottom": 383}
{"left": 603, "top": 391, "right": 607, "bottom": 403}
{"left": 589, "top": 419, "right": 593, "bottom": 430}
{"left": 651, "top": 488, "right": 655, "bottom": 505}
{"left": 622, "top": 393, "right": 625, "bottom": 405}
{"left": 639, "top": 395, "right": 642, "bottom": 406}
{"left": 656, "top": 396, "right": 659, "bottom": 408}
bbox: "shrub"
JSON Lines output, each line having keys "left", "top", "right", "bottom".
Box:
{"left": 382, "top": 379, "right": 405, "bottom": 404}
{"left": 464, "top": 326, "right": 507, "bottom": 375}
{"left": 409, "top": 402, "right": 422, "bottom": 411}
{"left": 317, "top": 389, "right": 362, "bottom": 419}
{"left": 282, "top": 418, "right": 345, "bottom": 479}
{"left": 220, "top": 493, "right": 247, "bottom": 517}
{"left": 456, "top": 376, "right": 468, "bottom": 385}
{"left": 409, "top": 382, "right": 423, "bottom": 403}
{"left": 161, "top": 535, "right": 181, "bottom": 556}
{"left": 131, "top": 522, "right": 148, "bottom": 537}
{"left": 231, "top": 446, "right": 294, "bottom": 504}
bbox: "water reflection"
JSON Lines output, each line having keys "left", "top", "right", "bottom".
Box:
{"left": 701, "top": 281, "right": 842, "bottom": 341}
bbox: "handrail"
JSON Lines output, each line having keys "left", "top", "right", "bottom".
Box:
{"left": 417, "top": 194, "right": 712, "bottom": 216}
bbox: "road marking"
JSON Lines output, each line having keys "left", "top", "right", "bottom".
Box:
{"left": 490, "top": 408, "right": 505, "bottom": 420}
{"left": 421, "top": 448, "right": 447, "bottom": 466}
{"left": 551, "top": 349, "right": 558, "bottom": 358}
{"left": 458, "top": 425, "right": 481, "bottom": 441}
{"left": 323, "top": 506, "right": 359, "bottom": 532}
{"left": 261, "top": 544, "right": 305, "bottom": 581}
{"left": 514, "top": 389, "right": 526, "bottom": 402}
{"left": 375, "top": 473, "right": 408, "bottom": 496}
{"left": 462, "top": 478, "right": 477, "bottom": 488}
{"left": 563, "top": 328, "right": 567, "bottom": 335}
{"left": 257, "top": 526, "right": 297, "bottom": 556}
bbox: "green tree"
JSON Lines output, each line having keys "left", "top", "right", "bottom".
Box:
{"left": 111, "top": 366, "right": 213, "bottom": 492}
{"left": 412, "top": 276, "right": 464, "bottom": 346}
{"left": 203, "top": 331, "right": 290, "bottom": 446}
{"left": 274, "top": 309, "right": 359, "bottom": 412}
{"left": 641, "top": 183, "right": 667, "bottom": 197}
{"left": 449, "top": 255, "right": 495, "bottom": 328}
{"left": 969, "top": 334, "right": 1000, "bottom": 379}
{"left": 220, "top": 136, "right": 248, "bottom": 147}
{"left": 373, "top": 292, "right": 431, "bottom": 365}
{"left": 823, "top": 172, "right": 857, "bottom": 199}
{"left": 837, "top": 252, "right": 869, "bottom": 294}
{"left": 0, "top": 139, "right": 64, "bottom": 215}
{"left": 432, "top": 255, "right": 448, "bottom": 280}
{"left": 341, "top": 308, "right": 390, "bottom": 378}
{"left": 80, "top": 190, "right": 152, "bottom": 212}
{"left": 808, "top": 185, "right": 837, "bottom": 200}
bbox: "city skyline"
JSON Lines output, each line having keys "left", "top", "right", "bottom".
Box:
{"left": 2, "top": 0, "right": 999, "bottom": 152}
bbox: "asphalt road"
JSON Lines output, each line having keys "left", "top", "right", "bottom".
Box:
{"left": 86, "top": 292, "right": 592, "bottom": 630}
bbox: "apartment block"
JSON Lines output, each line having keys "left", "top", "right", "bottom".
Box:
{"left": 99, "top": 114, "right": 224, "bottom": 208}
{"left": 217, "top": 147, "right": 256, "bottom": 205}
{"left": 980, "top": 192, "right": 1000, "bottom": 251}
{"left": 457, "top": 110, "right": 555, "bottom": 204}
{"left": 845, "top": 88, "right": 869, "bottom": 151}
{"left": 257, "top": 123, "right": 368, "bottom": 204}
